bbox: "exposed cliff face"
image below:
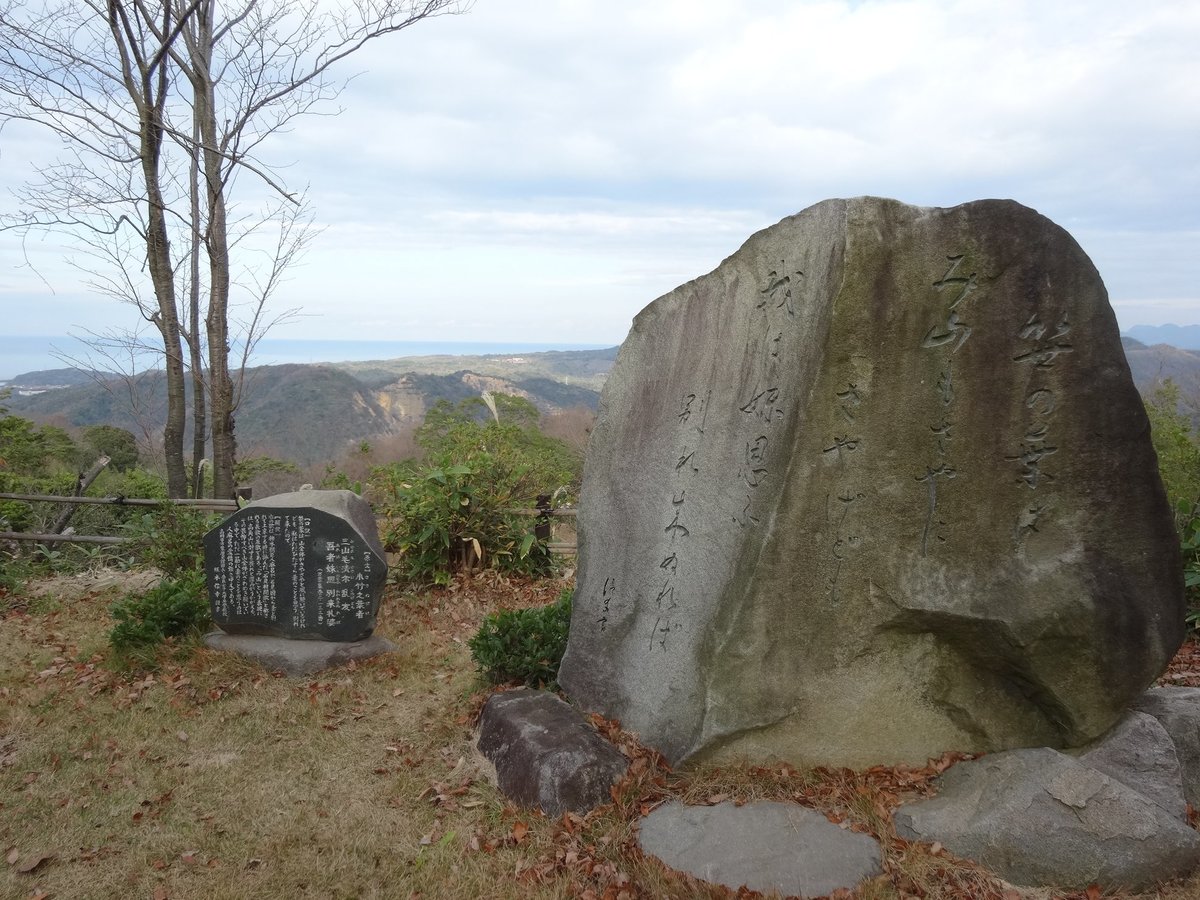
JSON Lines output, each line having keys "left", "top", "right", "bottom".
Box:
{"left": 459, "top": 372, "right": 535, "bottom": 400}
{"left": 373, "top": 381, "right": 427, "bottom": 423}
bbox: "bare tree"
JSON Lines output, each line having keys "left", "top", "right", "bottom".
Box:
{"left": 0, "top": 0, "right": 196, "bottom": 495}
{"left": 0, "top": 0, "right": 467, "bottom": 497}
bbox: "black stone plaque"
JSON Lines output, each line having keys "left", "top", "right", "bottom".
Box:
{"left": 203, "top": 490, "right": 387, "bottom": 642}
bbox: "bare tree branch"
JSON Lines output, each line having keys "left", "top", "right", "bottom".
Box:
{"left": 1, "top": 0, "right": 470, "bottom": 497}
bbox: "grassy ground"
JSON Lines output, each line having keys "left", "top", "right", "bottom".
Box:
{"left": 3, "top": 569, "right": 1200, "bottom": 900}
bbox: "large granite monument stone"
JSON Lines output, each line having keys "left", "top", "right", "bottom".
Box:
{"left": 204, "top": 489, "right": 387, "bottom": 642}
{"left": 558, "top": 197, "right": 1184, "bottom": 768}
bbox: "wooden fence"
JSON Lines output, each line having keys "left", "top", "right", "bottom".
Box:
{"left": 0, "top": 493, "right": 240, "bottom": 547}
{"left": 0, "top": 493, "right": 578, "bottom": 554}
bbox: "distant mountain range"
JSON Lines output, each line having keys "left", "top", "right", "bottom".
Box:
{"left": 3, "top": 348, "right": 617, "bottom": 467}
{"left": 1124, "top": 325, "right": 1200, "bottom": 350}
{"left": 6, "top": 339, "right": 1200, "bottom": 466}
{"left": 1120, "top": 337, "right": 1200, "bottom": 425}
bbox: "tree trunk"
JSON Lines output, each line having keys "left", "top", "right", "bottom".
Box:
{"left": 193, "top": 1, "right": 235, "bottom": 500}
{"left": 187, "top": 109, "right": 208, "bottom": 499}
{"left": 140, "top": 93, "right": 188, "bottom": 498}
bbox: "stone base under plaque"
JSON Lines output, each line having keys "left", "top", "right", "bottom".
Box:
{"left": 203, "top": 631, "right": 397, "bottom": 677}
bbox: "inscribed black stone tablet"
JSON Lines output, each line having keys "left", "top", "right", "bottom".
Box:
{"left": 204, "top": 489, "right": 386, "bottom": 641}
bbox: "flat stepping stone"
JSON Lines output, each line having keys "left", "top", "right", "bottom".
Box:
{"left": 639, "top": 800, "right": 883, "bottom": 896}
{"left": 203, "top": 631, "right": 396, "bottom": 677}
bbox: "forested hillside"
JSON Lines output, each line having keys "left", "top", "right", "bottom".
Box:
{"left": 1122, "top": 337, "right": 1200, "bottom": 426}
{"left": 3, "top": 348, "right": 613, "bottom": 467}
{"left": 8, "top": 341, "right": 1200, "bottom": 467}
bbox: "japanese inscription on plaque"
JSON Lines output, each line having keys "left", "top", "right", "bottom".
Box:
{"left": 204, "top": 489, "right": 387, "bottom": 642}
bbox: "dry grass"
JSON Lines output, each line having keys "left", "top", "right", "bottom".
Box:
{"left": 3, "top": 570, "right": 1200, "bottom": 900}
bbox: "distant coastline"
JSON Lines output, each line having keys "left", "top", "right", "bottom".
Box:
{"left": 0, "top": 335, "right": 614, "bottom": 382}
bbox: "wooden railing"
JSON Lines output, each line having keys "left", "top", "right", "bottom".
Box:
{"left": 1, "top": 493, "right": 579, "bottom": 553}
{"left": 0, "top": 493, "right": 239, "bottom": 546}
{"left": 0, "top": 493, "right": 238, "bottom": 511}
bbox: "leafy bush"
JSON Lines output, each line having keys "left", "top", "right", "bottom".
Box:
{"left": 373, "top": 394, "right": 579, "bottom": 585}
{"left": 82, "top": 424, "right": 139, "bottom": 472}
{"left": 1145, "top": 380, "right": 1200, "bottom": 628}
{"left": 0, "top": 399, "right": 85, "bottom": 532}
{"left": 119, "top": 503, "right": 220, "bottom": 576}
{"left": 469, "top": 588, "right": 572, "bottom": 688}
{"left": 108, "top": 569, "right": 210, "bottom": 667}
{"left": 0, "top": 548, "right": 36, "bottom": 600}
{"left": 108, "top": 467, "right": 168, "bottom": 501}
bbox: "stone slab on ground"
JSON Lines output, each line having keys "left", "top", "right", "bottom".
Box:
{"left": 203, "top": 631, "right": 396, "bottom": 677}
{"left": 1136, "top": 687, "right": 1200, "bottom": 810}
{"left": 559, "top": 196, "right": 1183, "bottom": 769}
{"left": 894, "top": 747, "right": 1200, "bottom": 891}
{"left": 477, "top": 689, "right": 629, "bottom": 816}
{"left": 639, "top": 800, "right": 883, "bottom": 897}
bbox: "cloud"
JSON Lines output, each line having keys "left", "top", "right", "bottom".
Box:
{"left": 1, "top": 0, "right": 1197, "bottom": 348}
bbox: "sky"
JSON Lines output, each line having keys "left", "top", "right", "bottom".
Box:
{"left": 1, "top": 0, "right": 1198, "bottom": 372}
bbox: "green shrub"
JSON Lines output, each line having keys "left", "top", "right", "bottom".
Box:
{"left": 82, "top": 424, "right": 139, "bottom": 472}
{"left": 0, "top": 401, "right": 84, "bottom": 532}
{"left": 0, "top": 548, "right": 36, "bottom": 600}
{"left": 469, "top": 588, "right": 572, "bottom": 688}
{"left": 119, "top": 503, "right": 220, "bottom": 576}
{"left": 1145, "top": 380, "right": 1200, "bottom": 629}
{"left": 108, "top": 569, "right": 210, "bottom": 667}
{"left": 1183, "top": 518, "right": 1200, "bottom": 631}
{"left": 373, "top": 394, "right": 579, "bottom": 585}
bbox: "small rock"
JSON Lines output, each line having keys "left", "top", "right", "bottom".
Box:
{"left": 477, "top": 689, "right": 628, "bottom": 816}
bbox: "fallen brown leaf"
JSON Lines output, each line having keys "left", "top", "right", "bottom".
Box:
{"left": 15, "top": 851, "right": 53, "bottom": 875}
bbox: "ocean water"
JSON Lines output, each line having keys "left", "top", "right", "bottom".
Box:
{"left": 0, "top": 336, "right": 614, "bottom": 382}
{"left": 0, "top": 335, "right": 90, "bottom": 382}
{"left": 248, "top": 338, "right": 613, "bottom": 367}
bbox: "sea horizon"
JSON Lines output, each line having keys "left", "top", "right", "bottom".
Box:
{"left": 0, "top": 336, "right": 616, "bottom": 382}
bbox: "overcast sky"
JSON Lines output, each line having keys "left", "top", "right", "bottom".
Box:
{"left": 2, "top": 0, "right": 1198, "bottom": 359}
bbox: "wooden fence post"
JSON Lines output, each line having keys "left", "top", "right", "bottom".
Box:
{"left": 535, "top": 494, "right": 552, "bottom": 544}
{"left": 51, "top": 455, "right": 111, "bottom": 534}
